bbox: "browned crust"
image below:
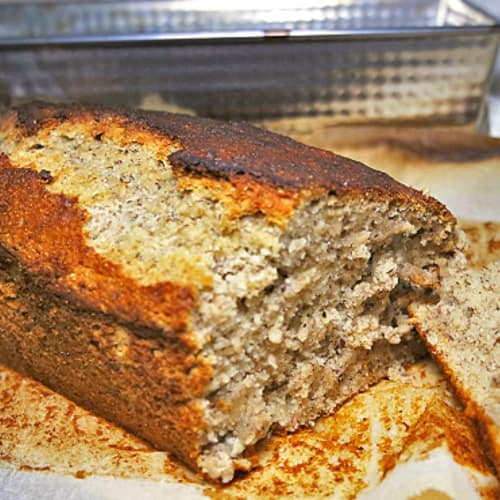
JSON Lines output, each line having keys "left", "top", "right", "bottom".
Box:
{"left": 0, "top": 154, "right": 195, "bottom": 334}
{"left": 411, "top": 315, "right": 500, "bottom": 477}
{"left": 175, "top": 172, "right": 299, "bottom": 228}
{"left": 0, "top": 151, "right": 215, "bottom": 467}
{"left": 0, "top": 242, "right": 211, "bottom": 470}
{"left": 4, "top": 101, "right": 453, "bottom": 219}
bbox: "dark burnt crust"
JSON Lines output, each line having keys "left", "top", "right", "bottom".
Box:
{"left": 6, "top": 101, "right": 453, "bottom": 220}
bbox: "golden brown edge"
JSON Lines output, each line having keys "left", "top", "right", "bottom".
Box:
{"left": 410, "top": 313, "right": 500, "bottom": 477}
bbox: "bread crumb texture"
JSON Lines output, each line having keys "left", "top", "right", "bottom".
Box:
{"left": 0, "top": 103, "right": 459, "bottom": 481}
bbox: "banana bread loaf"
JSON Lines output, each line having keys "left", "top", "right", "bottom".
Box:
{"left": 410, "top": 261, "right": 500, "bottom": 475}
{"left": 0, "top": 102, "right": 459, "bottom": 481}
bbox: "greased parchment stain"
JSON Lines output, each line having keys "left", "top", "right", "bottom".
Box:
{"left": 0, "top": 361, "right": 462, "bottom": 499}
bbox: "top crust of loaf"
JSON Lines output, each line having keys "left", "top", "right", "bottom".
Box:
{"left": 3, "top": 102, "right": 450, "bottom": 213}
{"left": 0, "top": 102, "right": 454, "bottom": 336}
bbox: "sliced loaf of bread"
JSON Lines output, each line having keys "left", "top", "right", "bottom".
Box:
{"left": 0, "top": 102, "right": 459, "bottom": 481}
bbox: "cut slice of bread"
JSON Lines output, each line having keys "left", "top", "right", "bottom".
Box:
{"left": 0, "top": 102, "right": 459, "bottom": 481}
{"left": 410, "top": 261, "right": 500, "bottom": 475}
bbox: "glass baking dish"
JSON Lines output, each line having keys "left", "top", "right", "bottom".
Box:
{"left": 0, "top": 0, "right": 499, "bottom": 125}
